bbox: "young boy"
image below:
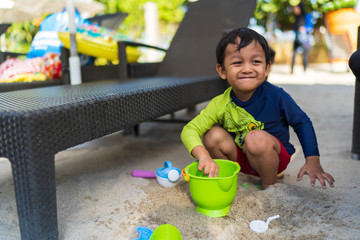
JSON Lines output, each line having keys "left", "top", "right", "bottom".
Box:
{"left": 181, "top": 27, "right": 335, "bottom": 189}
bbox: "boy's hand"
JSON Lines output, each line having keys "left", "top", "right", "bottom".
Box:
{"left": 198, "top": 157, "right": 219, "bottom": 177}
{"left": 296, "top": 156, "right": 335, "bottom": 189}
{"left": 191, "top": 145, "right": 219, "bottom": 177}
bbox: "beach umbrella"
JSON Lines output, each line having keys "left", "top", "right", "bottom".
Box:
{"left": 0, "top": 0, "right": 105, "bottom": 23}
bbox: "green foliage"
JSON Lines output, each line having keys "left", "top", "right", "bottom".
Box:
{"left": 2, "top": 0, "right": 186, "bottom": 52}
{"left": 254, "top": 0, "right": 357, "bottom": 31}
{"left": 96, "top": 0, "right": 186, "bottom": 41}
{"left": 4, "top": 0, "right": 355, "bottom": 53}
{"left": 254, "top": 0, "right": 295, "bottom": 30}
{"left": 319, "top": 0, "right": 356, "bottom": 13}
{"left": 5, "top": 19, "right": 41, "bottom": 53}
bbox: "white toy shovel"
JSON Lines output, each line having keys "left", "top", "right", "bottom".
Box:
{"left": 249, "top": 215, "right": 280, "bottom": 233}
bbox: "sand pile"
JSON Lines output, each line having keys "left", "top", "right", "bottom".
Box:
{"left": 1, "top": 69, "right": 360, "bottom": 239}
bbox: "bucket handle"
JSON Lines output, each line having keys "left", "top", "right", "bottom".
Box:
{"left": 181, "top": 169, "right": 189, "bottom": 182}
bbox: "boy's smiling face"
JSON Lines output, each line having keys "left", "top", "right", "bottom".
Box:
{"left": 216, "top": 38, "right": 271, "bottom": 102}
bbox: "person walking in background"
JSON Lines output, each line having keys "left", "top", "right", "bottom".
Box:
{"left": 291, "top": 1, "right": 312, "bottom": 74}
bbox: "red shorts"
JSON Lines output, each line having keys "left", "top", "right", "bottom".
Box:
{"left": 236, "top": 139, "right": 291, "bottom": 177}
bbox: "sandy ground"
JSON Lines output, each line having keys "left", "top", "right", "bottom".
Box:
{"left": 1, "top": 63, "right": 360, "bottom": 239}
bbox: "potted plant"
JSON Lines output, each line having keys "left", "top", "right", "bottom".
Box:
{"left": 322, "top": 0, "right": 359, "bottom": 51}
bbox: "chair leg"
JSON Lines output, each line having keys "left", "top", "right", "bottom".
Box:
{"left": 134, "top": 124, "right": 140, "bottom": 136}
{"left": 123, "top": 125, "right": 140, "bottom": 136}
{"left": 352, "top": 79, "right": 360, "bottom": 159}
{"left": 11, "top": 152, "right": 58, "bottom": 240}
{"left": 187, "top": 105, "right": 196, "bottom": 115}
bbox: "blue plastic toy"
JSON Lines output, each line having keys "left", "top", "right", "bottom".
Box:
{"left": 134, "top": 226, "right": 153, "bottom": 240}
{"left": 156, "top": 161, "right": 181, "bottom": 182}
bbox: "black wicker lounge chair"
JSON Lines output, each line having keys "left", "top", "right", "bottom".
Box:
{"left": 0, "top": 0, "right": 256, "bottom": 239}
{"left": 349, "top": 26, "right": 360, "bottom": 160}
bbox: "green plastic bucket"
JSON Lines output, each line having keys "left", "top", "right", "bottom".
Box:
{"left": 149, "top": 224, "right": 182, "bottom": 240}
{"left": 182, "top": 159, "right": 240, "bottom": 218}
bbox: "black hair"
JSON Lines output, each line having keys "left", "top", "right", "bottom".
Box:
{"left": 216, "top": 27, "right": 272, "bottom": 67}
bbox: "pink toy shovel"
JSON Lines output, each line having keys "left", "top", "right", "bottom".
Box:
{"left": 131, "top": 170, "right": 156, "bottom": 178}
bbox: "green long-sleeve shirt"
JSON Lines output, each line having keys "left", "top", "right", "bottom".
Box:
{"left": 181, "top": 87, "right": 263, "bottom": 156}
